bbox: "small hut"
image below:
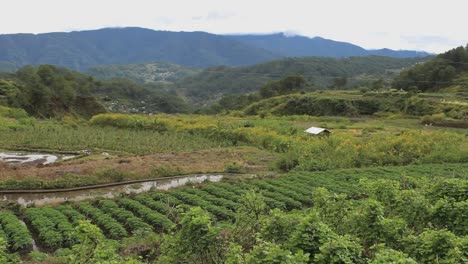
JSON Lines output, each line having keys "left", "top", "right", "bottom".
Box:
{"left": 304, "top": 127, "right": 331, "bottom": 136}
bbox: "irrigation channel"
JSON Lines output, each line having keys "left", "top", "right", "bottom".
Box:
{"left": 0, "top": 174, "right": 234, "bottom": 206}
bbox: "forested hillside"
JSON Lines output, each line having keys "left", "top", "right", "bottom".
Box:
{"left": 228, "top": 33, "right": 430, "bottom": 58}
{"left": 92, "top": 78, "right": 190, "bottom": 114}
{"left": 0, "top": 65, "right": 190, "bottom": 117}
{"left": 0, "top": 27, "right": 279, "bottom": 71}
{"left": 86, "top": 61, "right": 200, "bottom": 84}
{"left": 0, "top": 28, "right": 432, "bottom": 73}
{"left": 178, "top": 56, "right": 428, "bottom": 102}
{"left": 0, "top": 65, "right": 106, "bottom": 118}
{"left": 394, "top": 45, "right": 468, "bottom": 94}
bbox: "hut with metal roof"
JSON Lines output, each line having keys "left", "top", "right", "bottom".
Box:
{"left": 304, "top": 127, "right": 331, "bottom": 136}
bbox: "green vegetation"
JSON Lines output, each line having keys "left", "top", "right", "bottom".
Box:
{"left": 87, "top": 113, "right": 468, "bottom": 171}
{"left": 0, "top": 119, "right": 223, "bottom": 156}
{"left": 0, "top": 108, "right": 466, "bottom": 261}
{"left": 0, "top": 27, "right": 279, "bottom": 70}
{"left": 1, "top": 109, "right": 467, "bottom": 190}
{"left": 0, "top": 212, "right": 32, "bottom": 251}
{"left": 200, "top": 74, "right": 307, "bottom": 113}
{"left": 197, "top": 72, "right": 467, "bottom": 119}
{"left": 0, "top": 49, "right": 467, "bottom": 263}
{"left": 0, "top": 65, "right": 106, "bottom": 118}
{"left": 227, "top": 33, "right": 430, "bottom": 58}
{"left": 0, "top": 65, "right": 191, "bottom": 117}
{"left": 394, "top": 45, "right": 468, "bottom": 93}
{"left": 178, "top": 56, "right": 427, "bottom": 102}
{"left": 87, "top": 61, "right": 200, "bottom": 84}
{"left": 0, "top": 163, "right": 466, "bottom": 263}
{"left": 91, "top": 77, "right": 190, "bottom": 114}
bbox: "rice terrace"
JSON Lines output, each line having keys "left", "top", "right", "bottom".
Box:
{"left": 0, "top": 2, "right": 467, "bottom": 263}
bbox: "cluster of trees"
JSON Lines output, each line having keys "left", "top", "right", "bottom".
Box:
{"left": 244, "top": 94, "right": 383, "bottom": 117}
{"left": 200, "top": 75, "right": 307, "bottom": 113}
{"left": 0, "top": 65, "right": 191, "bottom": 118}
{"left": 179, "top": 56, "right": 426, "bottom": 103}
{"left": 208, "top": 88, "right": 465, "bottom": 120}
{"left": 94, "top": 78, "right": 189, "bottom": 114}
{"left": 0, "top": 54, "right": 437, "bottom": 118}
{"left": 0, "top": 65, "right": 106, "bottom": 118}
{"left": 394, "top": 45, "right": 468, "bottom": 92}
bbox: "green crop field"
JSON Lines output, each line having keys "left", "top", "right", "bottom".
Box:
{"left": 0, "top": 103, "right": 467, "bottom": 263}
{"left": 1, "top": 163, "right": 467, "bottom": 263}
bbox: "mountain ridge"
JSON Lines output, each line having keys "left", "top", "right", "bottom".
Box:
{"left": 226, "top": 33, "right": 431, "bottom": 58}
{"left": 0, "top": 27, "right": 431, "bottom": 72}
{"left": 0, "top": 27, "right": 279, "bottom": 71}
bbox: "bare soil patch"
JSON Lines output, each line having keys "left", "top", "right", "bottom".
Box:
{"left": 0, "top": 147, "right": 273, "bottom": 180}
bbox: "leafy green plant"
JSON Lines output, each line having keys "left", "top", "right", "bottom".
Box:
{"left": 224, "top": 162, "right": 243, "bottom": 173}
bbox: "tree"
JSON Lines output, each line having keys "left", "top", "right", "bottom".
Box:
{"left": 259, "top": 209, "right": 301, "bottom": 245}
{"left": 404, "top": 229, "right": 466, "bottom": 264}
{"left": 331, "top": 77, "right": 347, "bottom": 89}
{"left": 159, "top": 207, "right": 225, "bottom": 264}
{"left": 65, "top": 220, "right": 143, "bottom": 264}
{"left": 371, "top": 78, "right": 385, "bottom": 91}
{"left": 314, "top": 234, "right": 363, "bottom": 264}
{"left": 348, "top": 199, "right": 385, "bottom": 247}
{"left": 259, "top": 75, "right": 306, "bottom": 98}
{"left": 370, "top": 247, "right": 417, "bottom": 264}
{"left": 288, "top": 210, "right": 334, "bottom": 258}
{"left": 244, "top": 241, "right": 309, "bottom": 264}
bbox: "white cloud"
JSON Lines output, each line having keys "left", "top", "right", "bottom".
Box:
{"left": 1, "top": 0, "right": 467, "bottom": 53}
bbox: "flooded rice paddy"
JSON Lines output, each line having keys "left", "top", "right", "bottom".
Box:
{"left": 0, "top": 152, "right": 75, "bottom": 166}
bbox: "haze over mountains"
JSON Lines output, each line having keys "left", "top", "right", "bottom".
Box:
{"left": 227, "top": 33, "right": 430, "bottom": 58}
{"left": 0, "top": 27, "right": 431, "bottom": 72}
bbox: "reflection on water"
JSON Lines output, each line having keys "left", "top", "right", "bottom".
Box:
{"left": 1, "top": 174, "right": 224, "bottom": 206}
{"left": 0, "top": 152, "right": 75, "bottom": 165}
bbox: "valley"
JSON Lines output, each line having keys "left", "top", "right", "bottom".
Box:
{"left": 0, "top": 28, "right": 466, "bottom": 264}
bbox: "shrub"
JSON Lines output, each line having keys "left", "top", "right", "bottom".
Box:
{"left": 225, "top": 162, "right": 243, "bottom": 173}
{"left": 275, "top": 154, "right": 299, "bottom": 172}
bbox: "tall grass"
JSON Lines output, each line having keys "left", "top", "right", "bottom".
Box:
{"left": 87, "top": 113, "right": 468, "bottom": 169}
{"left": 0, "top": 122, "right": 231, "bottom": 154}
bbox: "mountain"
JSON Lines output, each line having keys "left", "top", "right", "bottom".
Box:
{"left": 177, "top": 56, "right": 428, "bottom": 103}
{"left": 368, "top": 48, "right": 431, "bottom": 58}
{"left": 227, "top": 33, "right": 431, "bottom": 58}
{"left": 0, "top": 27, "right": 279, "bottom": 71}
{"left": 0, "top": 28, "right": 432, "bottom": 73}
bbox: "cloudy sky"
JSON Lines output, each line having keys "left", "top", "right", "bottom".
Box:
{"left": 1, "top": 0, "right": 466, "bottom": 53}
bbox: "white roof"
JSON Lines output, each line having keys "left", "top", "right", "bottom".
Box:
{"left": 304, "top": 127, "right": 329, "bottom": 135}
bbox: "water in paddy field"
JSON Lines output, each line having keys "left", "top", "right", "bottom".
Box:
{"left": 0, "top": 174, "right": 225, "bottom": 206}
{"left": 0, "top": 152, "right": 75, "bottom": 166}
